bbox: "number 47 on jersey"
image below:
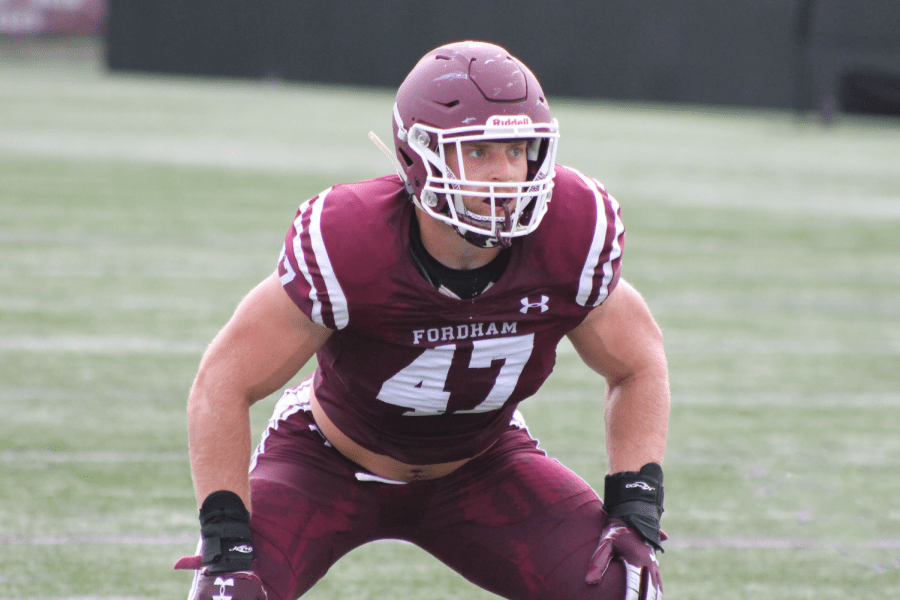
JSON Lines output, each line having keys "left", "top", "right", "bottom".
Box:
{"left": 377, "top": 334, "right": 535, "bottom": 416}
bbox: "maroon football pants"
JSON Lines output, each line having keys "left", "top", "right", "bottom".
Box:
{"left": 243, "top": 392, "right": 625, "bottom": 600}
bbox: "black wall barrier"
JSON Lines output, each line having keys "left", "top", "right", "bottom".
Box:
{"left": 106, "top": 0, "right": 900, "bottom": 114}
{"left": 840, "top": 70, "right": 900, "bottom": 115}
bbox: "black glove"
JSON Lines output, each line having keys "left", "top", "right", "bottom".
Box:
{"left": 603, "top": 463, "right": 665, "bottom": 551}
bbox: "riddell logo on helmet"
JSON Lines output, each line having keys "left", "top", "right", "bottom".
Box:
{"left": 488, "top": 115, "right": 533, "bottom": 127}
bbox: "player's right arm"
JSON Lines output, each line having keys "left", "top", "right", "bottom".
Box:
{"left": 187, "top": 270, "right": 332, "bottom": 510}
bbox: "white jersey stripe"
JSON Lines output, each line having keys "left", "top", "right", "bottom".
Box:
{"left": 307, "top": 188, "right": 350, "bottom": 328}
{"left": 594, "top": 187, "right": 624, "bottom": 306}
{"left": 290, "top": 198, "right": 322, "bottom": 323}
{"left": 278, "top": 242, "right": 296, "bottom": 286}
{"left": 572, "top": 169, "right": 624, "bottom": 306}
{"left": 291, "top": 188, "right": 350, "bottom": 329}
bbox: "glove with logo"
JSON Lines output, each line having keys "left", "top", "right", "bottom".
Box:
{"left": 174, "top": 490, "right": 267, "bottom": 600}
{"left": 585, "top": 463, "right": 665, "bottom": 600}
{"left": 174, "top": 566, "right": 268, "bottom": 600}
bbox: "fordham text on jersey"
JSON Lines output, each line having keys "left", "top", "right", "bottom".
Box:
{"left": 412, "top": 321, "right": 517, "bottom": 345}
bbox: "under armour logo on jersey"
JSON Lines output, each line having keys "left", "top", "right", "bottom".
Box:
{"left": 212, "top": 576, "right": 234, "bottom": 600}
{"left": 520, "top": 296, "right": 549, "bottom": 314}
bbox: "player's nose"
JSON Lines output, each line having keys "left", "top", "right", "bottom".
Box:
{"left": 489, "top": 153, "right": 518, "bottom": 182}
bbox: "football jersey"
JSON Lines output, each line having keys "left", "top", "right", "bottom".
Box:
{"left": 277, "top": 165, "right": 624, "bottom": 464}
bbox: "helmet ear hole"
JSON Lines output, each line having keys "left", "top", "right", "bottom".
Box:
{"left": 398, "top": 148, "right": 414, "bottom": 168}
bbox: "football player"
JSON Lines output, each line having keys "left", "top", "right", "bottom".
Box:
{"left": 176, "top": 40, "right": 669, "bottom": 600}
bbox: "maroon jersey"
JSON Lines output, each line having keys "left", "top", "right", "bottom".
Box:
{"left": 277, "top": 165, "right": 624, "bottom": 464}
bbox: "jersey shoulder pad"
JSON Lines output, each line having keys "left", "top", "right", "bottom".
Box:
{"left": 278, "top": 175, "right": 408, "bottom": 329}
{"left": 534, "top": 165, "right": 625, "bottom": 307}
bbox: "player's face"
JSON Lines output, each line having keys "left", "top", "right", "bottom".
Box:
{"left": 444, "top": 140, "right": 529, "bottom": 217}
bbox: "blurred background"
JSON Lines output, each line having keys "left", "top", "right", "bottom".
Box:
{"left": 1, "top": 2, "right": 899, "bottom": 599}
{"left": 3, "top": 0, "right": 900, "bottom": 117}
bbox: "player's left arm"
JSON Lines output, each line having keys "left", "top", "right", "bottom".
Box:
{"left": 567, "top": 278, "right": 669, "bottom": 598}
{"left": 567, "top": 278, "right": 669, "bottom": 472}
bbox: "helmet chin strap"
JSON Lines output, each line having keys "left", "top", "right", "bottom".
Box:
{"left": 454, "top": 201, "right": 513, "bottom": 249}
{"left": 497, "top": 202, "right": 513, "bottom": 248}
{"left": 458, "top": 227, "right": 502, "bottom": 249}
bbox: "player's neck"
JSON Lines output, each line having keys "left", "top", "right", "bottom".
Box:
{"left": 414, "top": 208, "right": 501, "bottom": 270}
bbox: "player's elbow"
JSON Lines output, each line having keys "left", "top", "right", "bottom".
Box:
{"left": 188, "top": 358, "right": 254, "bottom": 421}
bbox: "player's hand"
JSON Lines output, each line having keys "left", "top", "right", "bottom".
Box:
{"left": 585, "top": 518, "right": 663, "bottom": 600}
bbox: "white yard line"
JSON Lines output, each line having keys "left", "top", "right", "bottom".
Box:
{"left": 633, "top": 179, "right": 900, "bottom": 221}
{"left": 0, "top": 534, "right": 196, "bottom": 545}
{"left": 0, "top": 334, "right": 206, "bottom": 355}
{"left": 670, "top": 537, "right": 900, "bottom": 549}
{"left": 0, "top": 130, "right": 385, "bottom": 179}
{"left": 0, "top": 451, "right": 185, "bottom": 463}
{"left": 2, "top": 534, "right": 898, "bottom": 549}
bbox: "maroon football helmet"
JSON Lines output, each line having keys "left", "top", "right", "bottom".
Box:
{"left": 393, "top": 41, "right": 559, "bottom": 248}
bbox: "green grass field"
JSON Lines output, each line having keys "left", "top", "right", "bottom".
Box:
{"left": 2, "top": 38, "right": 899, "bottom": 599}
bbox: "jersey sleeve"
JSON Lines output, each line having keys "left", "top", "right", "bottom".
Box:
{"left": 571, "top": 168, "right": 624, "bottom": 307}
{"left": 539, "top": 166, "right": 624, "bottom": 309}
{"left": 276, "top": 176, "right": 409, "bottom": 330}
{"left": 277, "top": 187, "right": 350, "bottom": 330}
